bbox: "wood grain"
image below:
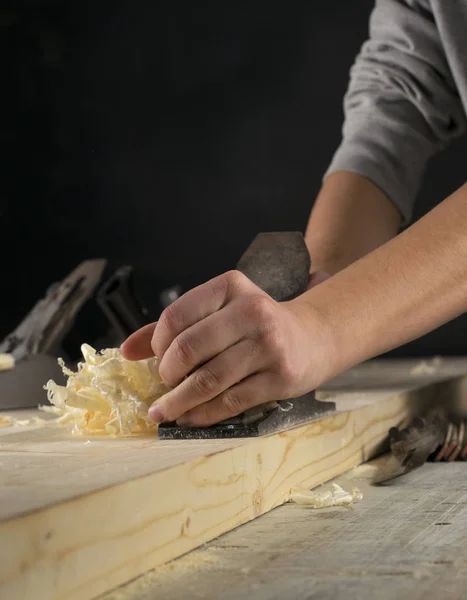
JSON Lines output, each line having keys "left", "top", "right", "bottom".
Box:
{"left": 1, "top": 361, "right": 465, "bottom": 600}
{"left": 109, "top": 460, "right": 467, "bottom": 600}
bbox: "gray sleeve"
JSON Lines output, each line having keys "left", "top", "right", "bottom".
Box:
{"left": 325, "top": 0, "right": 466, "bottom": 224}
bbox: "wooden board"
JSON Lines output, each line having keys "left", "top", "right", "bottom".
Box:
{"left": 1, "top": 359, "right": 466, "bottom": 600}
{"left": 107, "top": 460, "right": 467, "bottom": 600}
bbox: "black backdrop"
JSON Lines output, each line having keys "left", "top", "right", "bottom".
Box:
{"left": 3, "top": 0, "right": 467, "bottom": 356}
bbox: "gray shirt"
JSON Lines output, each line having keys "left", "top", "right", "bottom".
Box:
{"left": 325, "top": 0, "right": 467, "bottom": 223}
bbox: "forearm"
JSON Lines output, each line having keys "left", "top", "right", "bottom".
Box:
{"left": 311, "top": 0, "right": 466, "bottom": 277}
{"left": 299, "top": 183, "right": 467, "bottom": 385}
{"left": 305, "top": 172, "right": 402, "bottom": 274}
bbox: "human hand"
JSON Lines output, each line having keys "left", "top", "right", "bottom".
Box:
{"left": 120, "top": 270, "right": 332, "bottom": 427}
{"left": 307, "top": 271, "right": 330, "bottom": 290}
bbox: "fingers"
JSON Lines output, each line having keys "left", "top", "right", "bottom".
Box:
{"left": 151, "top": 270, "right": 248, "bottom": 359}
{"left": 120, "top": 323, "right": 157, "bottom": 360}
{"left": 176, "top": 373, "right": 275, "bottom": 427}
{"left": 158, "top": 300, "right": 249, "bottom": 386}
{"left": 120, "top": 270, "right": 247, "bottom": 362}
{"left": 148, "top": 338, "right": 263, "bottom": 424}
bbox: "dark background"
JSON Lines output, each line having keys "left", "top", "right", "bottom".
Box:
{"left": 3, "top": 0, "right": 467, "bottom": 357}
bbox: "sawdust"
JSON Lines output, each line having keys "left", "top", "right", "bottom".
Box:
{"left": 102, "top": 548, "right": 220, "bottom": 600}
{"left": 0, "top": 415, "right": 46, "bottom": 428}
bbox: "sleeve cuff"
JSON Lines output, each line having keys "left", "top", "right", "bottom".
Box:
{"left": 323, "top": 108, "right": 439, "bottom": 226}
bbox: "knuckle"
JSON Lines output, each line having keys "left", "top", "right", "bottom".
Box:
{"left": 245, "top": 294, "right": 276, "bottom": 324}
{"left": 221, "top": 389, "right": 245, "bottom": 417}
{"left": 276, "top": 357, "right": 300, "bottom": 387}
{"left": 260, "top": 326, "right": 284, "bottom": 353}
{"left": 192, "top": 368, "right": 221, "bottom": 396}
{"left": 204, "top": 271, "right": 245, "bottom": 305}
{"left": 207, "top": 275, "right": 229, "bottom": 300}
{"left": 174, "top": 333, "right": 196, "bottom": 365}
{"left": 159, "top": 302, "right": 182, "bottom": 333}
{"left": 223, "top": 269, "right": 248, "bottom": 290}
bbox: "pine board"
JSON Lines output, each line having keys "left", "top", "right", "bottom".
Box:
{"left": 1, "top": 359, "right": 466, "bottom": 600}
{"left": 108, "top": 460, "right": 467, "bottom": 600}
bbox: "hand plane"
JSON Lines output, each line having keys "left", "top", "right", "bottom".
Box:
{"left": 373, "top": 408, "right": 467, "bottom": 484}
{"left": 158, "top": 232, "right": 336, "bottom": 440}
{"left": 0, "top": 259, "right": 106, "bottom": 410}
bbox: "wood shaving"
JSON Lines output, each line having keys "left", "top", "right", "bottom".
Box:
{"left": 0, "top": 353, "right": 15, "bottom": 371}
{"left": 0, "top": 415, "right": 46, "bottom": 428}
{"left": 290, "top": 483, "right": 363, "bottom": 508}
{"left": 410, "top": 356, "right": 442, "bottom": 376}
{"left": 42, "top": 344, "right": 170, "bottom": 437}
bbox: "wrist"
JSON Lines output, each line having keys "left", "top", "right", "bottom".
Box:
{"left": 287, "top": 294, "right": 341, "bottom": 392}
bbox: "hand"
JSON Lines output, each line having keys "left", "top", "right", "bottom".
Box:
{"left": 120, "top": 270, "right": 331, "bottom": 427}
{"left": 307, "top": 270, "right": 330, "bottom": 290}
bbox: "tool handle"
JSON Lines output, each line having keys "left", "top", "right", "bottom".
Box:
{"left": 236, "top": 232, "right": 311, "bottom": 302}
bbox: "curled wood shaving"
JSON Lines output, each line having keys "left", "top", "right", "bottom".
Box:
{"left": 290, "top": 483, "right": 363, "bottom": 508}
{"left": 42, "top": 344, "right": 170, "bottom": 436}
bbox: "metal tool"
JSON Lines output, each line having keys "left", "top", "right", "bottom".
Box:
{"left": 236, "top": 231, "right": 311, "bottom": 302}
{"left": 158, "top": 232, "right": 336, "bottom": 440}
{"left": 96, "top": 265, "right": 149, "bottom": 342}
{"left": 372, "top": 408, "right": 467, "bottom": 484}
{"left": 96, "top": 264, "right": 183, "bottom": 345}
{"left": 0, "top": 259, "right": 107, "bottom": 410}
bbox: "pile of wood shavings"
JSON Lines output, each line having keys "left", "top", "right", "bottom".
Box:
{"left": 42, "top": 344, "right": 170, "bottom": 436}
{"left": 290, "top": 483, "right": 363, "bottom": 508}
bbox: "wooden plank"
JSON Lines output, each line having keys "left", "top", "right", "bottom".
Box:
{"left": 2, "top": 358, "right": 465, "bottom": 524}
{"left": 0, "top": 360, "right": 466, "bottom": 600}
{"left": 107, "top": 460, "right": 467, "bottom": 600}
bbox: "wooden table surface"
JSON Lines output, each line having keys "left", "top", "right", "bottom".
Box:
{"left": 3, "top": 356, "right": 467, "bottom": 599}
{"left": 103, "top": 459, "right": 467, "bottom": 600}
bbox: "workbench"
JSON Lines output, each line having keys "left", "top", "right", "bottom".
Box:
{"left": 103, "top": 460, "right": 467, "bottom": 600}
{"left": 2, "top": 357, "right": 467, "bottom": 599}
